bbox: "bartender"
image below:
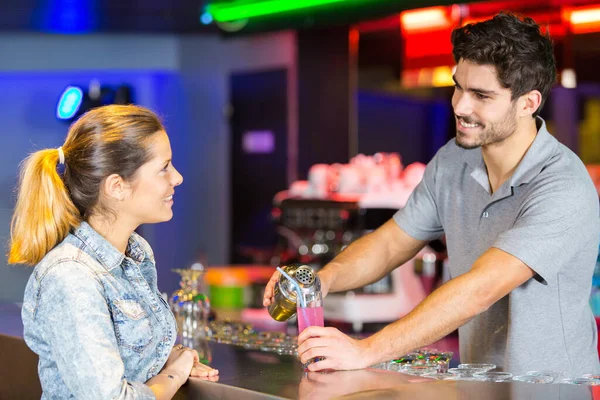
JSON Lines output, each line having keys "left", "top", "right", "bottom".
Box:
{"left": 264, "top": 12, "right": 600, "bottom": 377}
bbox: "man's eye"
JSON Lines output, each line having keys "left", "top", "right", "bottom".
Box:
{"left": 475, "top": 93, "right": 489, "bottom": 100}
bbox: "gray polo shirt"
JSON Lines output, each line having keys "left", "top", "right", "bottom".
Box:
{"left": 394, "top": 118, "right": 600, "bottom": 377}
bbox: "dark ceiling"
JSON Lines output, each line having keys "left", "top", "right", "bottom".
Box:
{"left": 2, "top": 0, "right": 598, "bottom": 37}
{"left": 0, "top": 0, "right": 489, "bottom": 35}
{"left": 0, "top": 0, "right": 218, "bottom": 34}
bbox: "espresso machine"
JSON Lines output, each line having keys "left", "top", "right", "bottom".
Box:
{"left": 271, "top": 155, "right": 429, "bottom": 332}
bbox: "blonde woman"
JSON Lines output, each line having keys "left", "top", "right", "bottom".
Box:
{"left": 9, "top": 105, "right": 218, "bottom": 399}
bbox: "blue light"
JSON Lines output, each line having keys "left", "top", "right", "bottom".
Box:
{"left": 36, "top": 0, "right": 98, "bottom": 34}
{"left": 200, "top": 12, "right": 213, "bottom": 25}
{"left": 57, "top": 86, "right": 84, "bottom": 120}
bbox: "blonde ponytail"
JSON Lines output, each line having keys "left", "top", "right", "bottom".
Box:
{"left": 8, "top": 148, "right": 80, "bottom": 265}
{"left": 9, "top": 105, "right": 164, "bottom": 264}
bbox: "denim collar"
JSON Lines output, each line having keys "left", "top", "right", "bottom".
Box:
{"left": 73, "top": 221, "right": 146, "bottom": 271}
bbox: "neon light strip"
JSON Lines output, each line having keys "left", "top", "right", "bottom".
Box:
{"left": 401, "top": 7, "right": 449, "bottom": 31}
{"left": 206, "top": 0, "right": 354, "bottom": 22}
{"left": 570, "top": 8, "right": 600, "bottom": 25}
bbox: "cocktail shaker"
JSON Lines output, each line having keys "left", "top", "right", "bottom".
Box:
{"left": 267, "top": 264, "right": 322, "bottom": 322}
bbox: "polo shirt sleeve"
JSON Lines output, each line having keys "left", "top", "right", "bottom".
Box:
{"left": 493, "top": 177, "right": 600, "bottom": 282}
{"left": 393, "top": 152, "right": 444, "bottom": 241}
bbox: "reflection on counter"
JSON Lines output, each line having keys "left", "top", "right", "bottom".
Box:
{"left": 181, "top": 341, "right": 595, "bottom": 400}
{"left": 297, "top": 369, "right": 435, "bottom": 400}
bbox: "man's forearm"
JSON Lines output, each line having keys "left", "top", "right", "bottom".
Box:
{"left": 320, "top": 220, "right": 427, "bottom": 294}
{"left": 320, "top": 232, "right": 394, "bottom": 294}
{"left": 362, "top": 270, "right": 489, "bottom": 365}
{"left": 359, "top": 247, "right": 535, "bottom": 366}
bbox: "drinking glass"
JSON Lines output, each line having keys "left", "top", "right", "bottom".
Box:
{"left": 169, "top": 268, "right": 211, "bottom": 347}
{"left": 297, "top": 290, "right": 324, "bottom": 370}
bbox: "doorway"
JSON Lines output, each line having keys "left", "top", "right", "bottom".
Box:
{"left": 229, "top": 68, "right": 288, "bottom": 264}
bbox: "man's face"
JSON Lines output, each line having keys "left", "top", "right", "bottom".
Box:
{"left": 451, "top": 59, "right": 518, "bottom": 149}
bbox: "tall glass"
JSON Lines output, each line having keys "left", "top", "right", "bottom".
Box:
{"left": 169, "top": 268, "right": 211, "bottom": 348}
{"left": 297, "top": 290, "right": 324, "bottom": 370}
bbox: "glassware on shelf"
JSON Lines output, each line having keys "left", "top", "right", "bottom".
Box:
{"left": 402, "top": 365, "right": 439, "bottom": 376}
{"left": 473, "top": 371, "right": 513, "bottom": 382}
{"left": 511, "top": 370, "right": 563, "bottom": 384}
{"left": 513, "top": 374, "right": 555, "bottom": 384}
{"left": 526, "top": 370, "right": 562, "bottom": 380}
{"left": 206, "top": 320, "right": 297, "bottom": 356}
{"left": 457, "top": 363, "right": 496, "bottom": 372}
{"left": 583, "top": 374, "right": 600, "bottom": 380}
{"left": 388, "top": 349, "right": 454, "bottom": 373}
{"left": 562, "top": 377, "right": 600, "bottom": 386}
{"left": 369, "top": 349, "right": 454, "bottom": 375}
{"left": 169, "top": 267, "right": 211, "bottom": 348}
{"left": 449, "top": 363, "right": 496, "bottom": 378}
{"left": 423, "top": 372, "right": 455, "bottom": 380}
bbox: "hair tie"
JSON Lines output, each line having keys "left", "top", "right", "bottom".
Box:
{"left": 57, "top": 147, "right": 65, "bottom": 165}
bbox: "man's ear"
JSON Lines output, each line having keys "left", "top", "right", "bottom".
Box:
{"left": 518, "top": 90, "right": 542, "bottom": 118}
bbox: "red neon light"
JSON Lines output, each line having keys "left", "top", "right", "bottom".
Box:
{"left": 565, "top": 6, "right": 600, "bottom": 33}
{"left": 401, "top": 5, "right": 455, "bottom": 66}
{"left": 404, "top": 29, "right": 453, "bottom": 59}
{"left": 401, "top": 6, "right": 452, "bottom": 33}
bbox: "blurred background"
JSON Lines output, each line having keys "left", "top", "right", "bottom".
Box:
{"left": 1, "top": 0, "right": 600, "bottom": 330}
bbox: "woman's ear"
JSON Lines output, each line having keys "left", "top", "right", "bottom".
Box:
{"left": 102, "top": 174, "right": 128, "bottom": 202}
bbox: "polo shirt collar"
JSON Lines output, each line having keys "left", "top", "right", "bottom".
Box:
{"left": 460, "top": 117, "right": 557, "bottom": 194}
{"left": 509, "top": 117, "right": 557, "bottom": 187}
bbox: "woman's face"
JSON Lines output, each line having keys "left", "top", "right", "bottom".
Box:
{"left": 121, "top": 131, "right": 183, "bottom": 226}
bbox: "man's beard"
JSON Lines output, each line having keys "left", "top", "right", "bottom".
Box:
{"left": 455, "top": 103, "right": 517, "bottom": 150}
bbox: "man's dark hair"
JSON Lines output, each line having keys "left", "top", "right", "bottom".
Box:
{"left": 451, "top": 12, "right": 556, "bottom": 117}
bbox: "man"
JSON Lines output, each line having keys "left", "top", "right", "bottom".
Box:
{"left": 263, "top": 12, "right": 600, "bottom": 377}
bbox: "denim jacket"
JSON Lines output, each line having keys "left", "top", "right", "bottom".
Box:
{"left": 22, "top": 222, "right": 177, "bottom": 399}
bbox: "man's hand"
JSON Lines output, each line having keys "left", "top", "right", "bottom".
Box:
{"left": 263, "top": 270, "right": 330, "bottom": 307}
{"left": 262, "top": 270, "right": 280, "bottom": 307}
{"left": 297, "top": 326, "right": 373, "bottom": 371}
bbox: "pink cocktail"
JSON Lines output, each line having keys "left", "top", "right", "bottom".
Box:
{"left": 297, "top": 305, "right": 324, "bottom": 333}
{"left": 297, "top": 291, "right": 325, "bottom": 370}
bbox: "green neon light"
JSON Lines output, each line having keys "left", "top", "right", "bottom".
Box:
{"left": 206, "top": 0, "right": 353, "bottom": 22}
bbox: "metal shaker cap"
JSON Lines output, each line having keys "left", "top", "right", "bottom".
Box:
{"left": 294, "top": 266, "right": 316, "bottom": 285}
{"left": 278, "top": 265, "right": 321, "bottom": 303}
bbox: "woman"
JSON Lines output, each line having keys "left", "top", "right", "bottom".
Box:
{"left": 8, "top": 105, "right": 218, "bottom": 399}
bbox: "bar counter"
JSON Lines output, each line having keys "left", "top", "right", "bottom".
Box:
{"left": 179, "top": 341, "right": 595, "bottom": 400}
{"left": 0, "top": 303, "right": 595, "bottom": 399}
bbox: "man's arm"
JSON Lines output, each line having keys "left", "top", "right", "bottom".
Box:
{"left": 319, "top": 219, "right": 428, "bottom": 295}
{"left": 264, "top": 220, "right": 426, "bottom": 306}
{"left": 297, "top": 247, "right": 535, "bottom": 370}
